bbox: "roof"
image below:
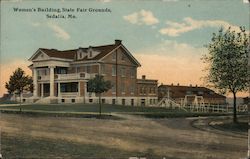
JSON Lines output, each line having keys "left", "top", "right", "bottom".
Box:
{"left": 30, "top": 41, "right": 141, "bottom": 66}
{"left": 40, "top": 48, "right": 76, "bottom": 60}
{"left": 77, "top": 44, "right": 119, "bottom": 61}
{"left": 158, "top": 84, "right": 226, "bottom": 99}
{"left": 39, "top": 44, "right": 118, "bottom": 60}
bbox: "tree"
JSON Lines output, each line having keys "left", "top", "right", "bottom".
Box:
{"left": 5, "top": 68, "right": 33, "bottom": 111}
{"left": 87, "top": 75, "right": 112, "bottom": 116}
{"left": 203, "top": 27, "right": 249, "bottom": 123}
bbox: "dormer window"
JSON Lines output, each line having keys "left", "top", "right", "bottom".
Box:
{"left": 87, "top": 48, "right": 100, "bottom": 59}
{"left": 77, "top": 48, "right": 87, "bottom": 60}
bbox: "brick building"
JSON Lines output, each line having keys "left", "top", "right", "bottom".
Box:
{"left": 27, "top": 40, "right": 158, "bottom": 106}
{"left": 158, "top": 84, "right": 226, "bottom": 105}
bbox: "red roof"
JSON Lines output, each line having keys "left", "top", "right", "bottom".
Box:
{"left": 39, "top": 43, "right": 119, "bottom": 61}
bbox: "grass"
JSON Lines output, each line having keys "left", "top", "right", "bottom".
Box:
{"left": 133, "top": 112, "right": 232, "bottom": 118}
{"left": 0, "top": 103, "right": 186, "bottom": 113}
{"left": 0, "top": 100, "right": 18, "bottom": 104}
{"left": 0, "top": 103, "right": 239, "bottom": 119}
{"left": 210, "top": 118, "right": 248, "bottom": 133}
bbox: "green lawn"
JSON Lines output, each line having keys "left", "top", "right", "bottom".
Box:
{"left": 0, "top": 103, "right": 186, "bottom": 113}
{"left": 0, "top": 103, "right": 238, "bottom": 119}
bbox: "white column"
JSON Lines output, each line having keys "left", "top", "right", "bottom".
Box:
{"left": 84, "top": 82, "right": 87, "bottom": 103}
{"left": 58, "top": 82, "right": 61, "bottom": 97}
{"left": 33, "top": 68, "right": 38, "bottom": 97}
{"left": 41, "top": 83, "right": 44, "bottom": 97}
{"left": 49, "top": 66, "right": 55, "bottom": 97}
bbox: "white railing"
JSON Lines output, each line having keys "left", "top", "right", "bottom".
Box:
{"left": 38, "top": 73, "right": 97, "bottom": 81}
{"left": 60, "top": 92, "right": 78, "bottom": 97}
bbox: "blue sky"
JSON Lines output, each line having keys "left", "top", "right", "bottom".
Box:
{"left": 0, "top": 0, "right": 249, "bottom": 96}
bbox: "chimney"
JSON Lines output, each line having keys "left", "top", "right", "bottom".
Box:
{"left": 115, "top": 39, "right": 122, "bottom": 45}
{"left": 142, "top": 75, "right": 146, "bottom": 80}
{"left": 171, "top": 83, "right": 174, "bottom": 86}
{"left": 177, "top": 83, "right": 180, "bottom": 86}
{"left": 189, "top": 84, "right": 192, "bottom": 87}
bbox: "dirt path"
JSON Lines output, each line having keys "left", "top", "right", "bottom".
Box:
{"left": 0, "top": 113, "right": 248, "bottom": 159}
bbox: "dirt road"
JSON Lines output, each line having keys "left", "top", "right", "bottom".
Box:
{"left": 0, "top": 113, "right": 247, "bottom": 159}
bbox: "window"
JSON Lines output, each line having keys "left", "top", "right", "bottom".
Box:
{"left": 130, "top": 68, "right": 135, "bottom": 78}
{"left": 112, "top": 99, "right": 116, "bottom": 105}
{"left": 112, "top": 52, "right": 116, "bottom": 61}
{"left": 89, "top": 99, "right": 93, "bottom": 103}
{"left": 143, "top": 87, "right": 147, "bottom": 94}
{"left": 130, "top": 84, "right": 135, "bottom": 94}
{"left": 102, "top": 99, "right": 105, "bottom": 104}
{"left": 131, "top": 99, "right": 134, "bottom": 106}
{"left": 101, "top": 65, "right": 105, "bottom": 74}
{"left": 71, "top": 99, "right": 75, "bottom": 103}
{"left": 76, "top": 67, "right": 80, "bottom": 73}
{"left": 122, "top": 99, "right": 126, "bottom": 105}
{"left": 121, "top": 67, "right": 126, "bottom": 77}
{"left": 186, "top": 91, "right": 192, "bottom": 95}
{"left": 141, "top": 99, "right": 145, "bottom": 107}
{"left": 121, "top": 82, "right": 125, "bottom": 94}
{"left": 198, "top": 91, "right": 203, "bottom": 95}
{"left": 56, "top": 67, "right": 67, "bottom": 74}
{"left": 61, "top": 99, "right": 65, "bottom": 103}
{"left": 140, "top": 87, "right": 143, "bottom": 94}
{"left": 86, "top": 66, "right": 91, "bottom": 73}
{"left": 60, "top": 82, "right": 78, "bottom": 92}
{"left": 112, "top": 65, "right": 116, "bottom": 76}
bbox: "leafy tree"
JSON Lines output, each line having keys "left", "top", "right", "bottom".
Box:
{"left": 5, "top": 68, "right": 33, "bottom": 110}
{"left": 87, "top": 75, "right": 112, "bottom": 116}
{"left": 203, "top": 27, "right": 249, "bottom": 123}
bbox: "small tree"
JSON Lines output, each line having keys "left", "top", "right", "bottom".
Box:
{"left": 5, "top": 68, "right": 33, "bottom": 111}
{"left": 203, "top": 27, "right": 249, "bottom": 123}
{"left": 87, "top": 75, "right": 112, "bottom": 116}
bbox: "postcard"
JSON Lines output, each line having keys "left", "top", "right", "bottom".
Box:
{"left": 0, "top": 0, "right": 249, "bottom": 159}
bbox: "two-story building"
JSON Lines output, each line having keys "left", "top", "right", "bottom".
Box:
{"left": 28, "top": 40, "right": 158, "bottom": 106}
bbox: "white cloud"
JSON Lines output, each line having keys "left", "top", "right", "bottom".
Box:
{"left": 123, "top": 10, "right": 159, "bottom": 25}
{"left": 243, "top": 0, "right": 249, "bottom": 3}
{"left": 47, "top": 22, "right": 70, "bottom": 40}
{"left": 159, "top": 17, "right": 244, "bottom": 37}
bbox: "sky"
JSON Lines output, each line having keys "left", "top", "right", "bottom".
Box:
{"left": 0, "top": 0, "right": 249, "bottom": 97}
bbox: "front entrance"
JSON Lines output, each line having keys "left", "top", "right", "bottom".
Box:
{"left": 44, "top": 84, "right": 50, "bottom": 97}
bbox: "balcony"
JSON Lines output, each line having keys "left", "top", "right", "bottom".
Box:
{"left": 38, "top": 72, "right": 97, "bottom": 81}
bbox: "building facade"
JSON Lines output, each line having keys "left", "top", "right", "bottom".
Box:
{"left": 158, "top": 84, "right": 226, "bottom": 106}
{"left": 28, "top": 40, "right": 158, "bottom": 106}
